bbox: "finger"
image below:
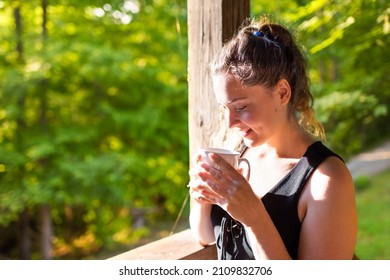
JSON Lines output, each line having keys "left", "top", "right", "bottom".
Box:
{"left": 198, "top": 175, "right": 229, "bottom": 200}
{"left": 197, "top": 171, "right": 232, "bottom": 199}
{"left": 192, "top": 153, "right": 202, "bottom": 164}
{"left": 195, "top": 159, "right": 241, "bottom": 201}
{"left": 188, "top": 167, "right": 199, "bottom": 178}
{"left": 198, "top": 162, "right": 232, "bottom": 189}
{"left": 189, "top": 177, "right": 223, "bottom": 197}
{"left": 198, "top": 164, "right": 245, "bottom": 206}
{"left": 200, "top": 164, "right": 224, "bottom": 180}
{"left": 210, "top": 153, "right": 248, "bottom": 182}
{"left": 189, "top": 186, "right": 221, "bottom": 204}
{"left": 208, "top": 153, "right": 236, "bottom": 173}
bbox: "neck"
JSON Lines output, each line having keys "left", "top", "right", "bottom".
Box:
{"left": 250, "top": 123, "right": 315, "bottom": 159}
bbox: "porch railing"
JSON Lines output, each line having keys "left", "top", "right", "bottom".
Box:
{"left": 108, "top": 229, "right": 217, "bottom": 260}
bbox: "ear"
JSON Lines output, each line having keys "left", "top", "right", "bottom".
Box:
{"left": 275, "top": 79, "right": 291, "bottom": 106}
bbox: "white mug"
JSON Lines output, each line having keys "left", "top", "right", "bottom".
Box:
{"left": 200, "top": 147, "right": 250, "bottom": 180}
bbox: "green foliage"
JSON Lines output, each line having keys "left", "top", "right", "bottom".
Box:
{"left": 0, "top": 0, "right": 188, "bottom": 258}
{"left": 355, "top": 168, "right": 390, "bottom": 259}
{"left": 315, "top": 90, "right": 387, "bottom": 156}
{"left": 353, "top": 175, "right": 371, "bottom": 192}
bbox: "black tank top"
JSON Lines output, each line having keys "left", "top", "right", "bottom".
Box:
{"left": 211, "top": 141, "right": 343, "bottom": 260}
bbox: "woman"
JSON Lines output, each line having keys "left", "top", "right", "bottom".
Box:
{"left": 188, "top": 17, "right": 357, "bottom": 260}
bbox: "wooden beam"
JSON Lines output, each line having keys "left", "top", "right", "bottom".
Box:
{"left": 187, "top": 0, "right": 250, "bottom": 161}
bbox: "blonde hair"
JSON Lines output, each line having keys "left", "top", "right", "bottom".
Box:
{"left": 211, "top": 17, "right": 325, "bottom": 140}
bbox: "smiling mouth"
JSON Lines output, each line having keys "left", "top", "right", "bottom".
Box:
{"left": 238, "top": 128, "right": 252, "bottom": 137}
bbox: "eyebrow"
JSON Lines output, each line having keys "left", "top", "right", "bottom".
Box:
{"left": 226, "top": 97, "right": 247, "bottom": 105}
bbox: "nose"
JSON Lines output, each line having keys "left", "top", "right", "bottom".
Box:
{"left": 225, "top": 108, "right": 239, "bottom": 129}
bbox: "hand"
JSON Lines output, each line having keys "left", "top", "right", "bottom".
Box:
{"left": 187, "top": 179, "right": 216, "bottom": 205}
{"left": 188, "top": 153, "right": 224, "bottom": 205}
{"left": 196, "top": 152, "right": 259, "bottom": 223}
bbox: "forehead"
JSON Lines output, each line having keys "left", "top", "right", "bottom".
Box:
{"left": 212, "top": 73, "right": 274, "bottom": 105}
{"left": 212, "top": 74, "right": 245, "bottom": 102}
{"left": 212, "top": 73, "right": 241, "bottom": 89}
{"left": 213, "top": 73, "right": 273, "bottom": 105}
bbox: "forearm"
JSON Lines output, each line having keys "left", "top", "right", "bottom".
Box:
{"left": 243, "top": 203, "right": 292, "bottom": 260}
{"left": 189, "top": 201, "right": 215, "bottom": 246}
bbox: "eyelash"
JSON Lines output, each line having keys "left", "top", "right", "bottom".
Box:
{"left": 235, "top": 105, "right": 247, "bottom": 112}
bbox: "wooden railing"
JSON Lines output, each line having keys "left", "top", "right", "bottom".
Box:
{"left": 108, "top": 229, "right": 216, "bottom": 260}
{"left": 108, "top": 228, "right": 360, "bottom": 260}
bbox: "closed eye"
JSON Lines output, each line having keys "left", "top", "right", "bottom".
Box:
{"left": 235, "top": 105, "right": 247, "bottom": 112}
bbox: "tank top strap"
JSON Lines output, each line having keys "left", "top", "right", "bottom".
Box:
{"left": 268, "top": 141, "right": 344, "bottom": 200}
{"left": 297, "top": 141, "right": 344, "bottom": 192}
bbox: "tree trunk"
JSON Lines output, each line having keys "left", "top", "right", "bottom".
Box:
{"left": 18, "top": 210, "right": 31, "bottom": 259}
{"left": 42, "top": 0, "right": 48, "bottom": 39}
{"left": 40, "top": 205, "right": 52, "bottom": 259}
{"left": 39, "top": 0, "right": 53, "bottom": 260}
{"left": 14, "top": 3, "right": 31, "bottom": 260}
{"left": 13, "top": 5, "right": 23, "bottom": 62}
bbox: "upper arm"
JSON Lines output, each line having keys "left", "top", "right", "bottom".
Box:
{"left": 297, "top": 156, "right": 358, "bottom": 259}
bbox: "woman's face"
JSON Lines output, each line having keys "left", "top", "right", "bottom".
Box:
{"left": 212, "top": 74, "right": 289, "bottom": 147}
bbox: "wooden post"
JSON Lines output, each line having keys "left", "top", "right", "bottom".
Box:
{"left": 187, "top": 0, "right": 250, "bottom": 163}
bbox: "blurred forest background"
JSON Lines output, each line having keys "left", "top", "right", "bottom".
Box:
{"left": 0, "top": 0, "right": 389, "bottom": 259}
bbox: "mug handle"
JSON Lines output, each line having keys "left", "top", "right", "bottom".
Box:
{"left": 238, "top": 158, "right": 250, "bottom": 181}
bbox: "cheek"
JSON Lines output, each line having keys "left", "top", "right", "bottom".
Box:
{"left": 238, "top": 111, "right": 252, "bottom": 123}
{"left": 239, "top": 108, "right": 276, "bottom": 127}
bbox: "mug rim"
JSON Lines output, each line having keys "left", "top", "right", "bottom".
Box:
{"left": 201, "top": 147, "right": 239, "bottom": 155}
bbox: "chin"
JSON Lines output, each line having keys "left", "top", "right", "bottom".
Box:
{"left": 243, "top": 137, "right": 265, "bottom": 148}
{"left": 243, "top": 138, "right": 257, "bottom": 148}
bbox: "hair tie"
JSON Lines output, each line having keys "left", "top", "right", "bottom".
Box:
{"left": 253, "top": 31, "right": 265, "bottom": 37}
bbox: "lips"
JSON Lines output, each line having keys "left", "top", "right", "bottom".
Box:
{"left": 238, "top": 128, "right": 252, "bottom": 137}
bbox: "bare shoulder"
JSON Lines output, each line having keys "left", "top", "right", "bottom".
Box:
{"left": 298, "top": 156, "right": 358, "bottom": 259}
{"left": 308, "top": 155, "right": 354, "bottom": 199}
